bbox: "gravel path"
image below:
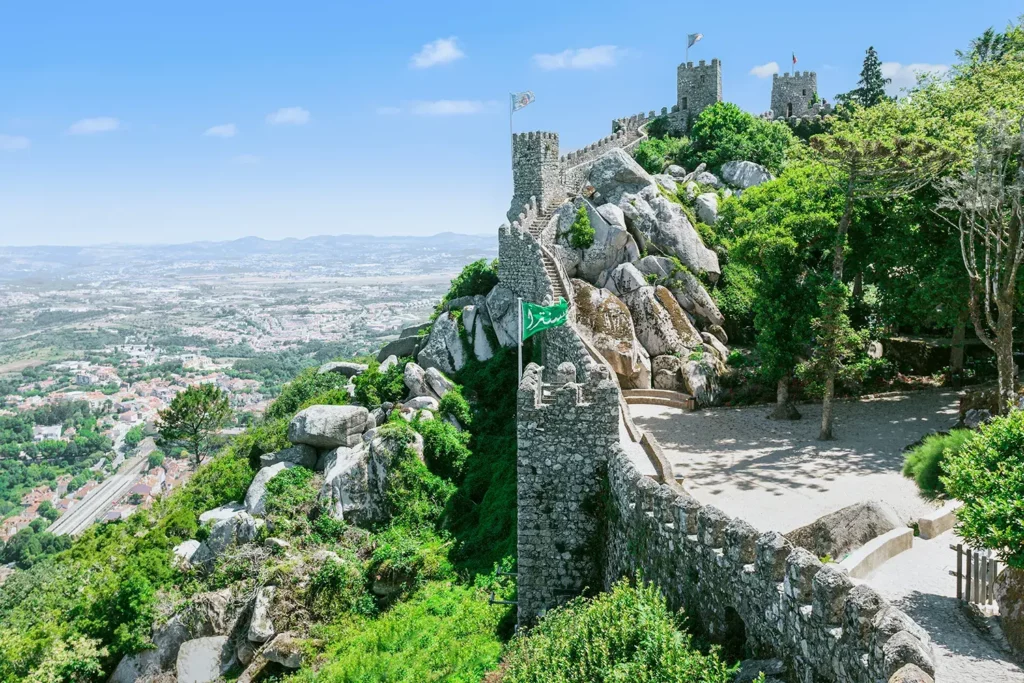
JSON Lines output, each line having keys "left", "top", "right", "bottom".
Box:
{"left": 866, "top": 529, "right": 1024, "bottom": 682}
{"left": 631, "top": 389, "right": 960, "bottom": 533}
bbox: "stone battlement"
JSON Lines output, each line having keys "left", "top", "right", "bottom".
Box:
{"left": 560, "top": 129, "right": 636, "bottom": 167}
{"left": 512, "top": 131, "right": 559, "bottom": 143}
{"left": 774, "top": 71, "right": 814, "bottom": 79}
{"left": 680, "top": 58, "right": 721, "bottom": 70}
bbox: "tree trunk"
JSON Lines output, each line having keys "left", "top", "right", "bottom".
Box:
{"left": 995, "top": 301, "right": 1016, "bottom": 414}
{"left": 950, "top": 308, "right": 967, "bottom": 389}
{"left": 819, "top": 374, "right": 836, "bottom": 440}
{"left": 770, "top": 376, "right": 801, "bottom": 420}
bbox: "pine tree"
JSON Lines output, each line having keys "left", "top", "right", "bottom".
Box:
{"left": 837, "top": 46, "right": 892, "bottom": 108}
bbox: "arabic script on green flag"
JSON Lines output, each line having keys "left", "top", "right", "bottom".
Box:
{"left": 521, "top": 298, "right": 569, "bottom": 341}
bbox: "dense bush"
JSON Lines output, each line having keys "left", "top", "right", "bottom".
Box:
{"left": 435, "top": 259, "right": 499, "bottom": 315}
{"left": 266, "top": 366, "right": 351, "bottom": 420}
{"left": 943, "top": 410, "right": 1024, "bottom": 568}
{"left": 683, "top": 102, "right": 796, "bottom": 175}
{"left": 632, "top": 136, "right": 688, "bottom": 174}
{"left": 416, "top": 418, "right": 472, "bottom": 482}
{"left": 353, "top": 359, "right": 408, "bottom": 408}
{"left": 437, "top": 386, "right": 472, "bottom": 428}
{"left": 569, "top": 205, "right": 595, "bottom": 249}
{"left": 502, "top": 577, "right": 732, "bottom": 683}
{"left": 903, "top": 430, "right": 972, "bottom": 496}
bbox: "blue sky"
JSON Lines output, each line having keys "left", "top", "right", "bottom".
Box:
{"left": 0, "top": 1, "right": 1020, "bottom": 247}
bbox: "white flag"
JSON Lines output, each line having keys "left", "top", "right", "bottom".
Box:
{"left": 687, "top": 33, "right": 703, "bottom": 48}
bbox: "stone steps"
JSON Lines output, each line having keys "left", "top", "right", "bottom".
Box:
{"left": 622, "top": 389, "right": 695, "bottom": 411}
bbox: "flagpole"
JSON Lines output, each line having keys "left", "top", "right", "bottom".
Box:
{"left": 517, "top": 297, "right": 523, "bottom": 382}
{"left": 509, "top": 94, "right": 515, "bottom": 183}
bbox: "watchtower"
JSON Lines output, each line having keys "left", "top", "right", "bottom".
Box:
{"left": 676, "top": 59, "right": 722, "bottom": 122}
{"left": 508, "top": 131, "right": 563, "bottom": 223}
{"left": 771, "top": 72, "right": 818, "bottom": 119}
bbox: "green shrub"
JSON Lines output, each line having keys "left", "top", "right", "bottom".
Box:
{"left": 437, "top": 386, "right": 472, "bottom": 428}
{"left": 569, "top": 205, "right": 595, "bottom": 249}
{"left": 353, "top": 360, "right": 408, "bottom": 408}
{"left": 502, "top": 577, "right": 732, "bottom": 683}
{"left": 147, "top": 449, "right": 166, "bottom": 469}
{"left": 943, "top": 410, "right": 1024, "bottom": 568}
{"left": 298, "top": 387, "right": 350, "bottom": 411}
{"left": 293, "top": 581, "right": 506, "bottom": 682}
{"left": 436, "top": 259, "right": 499, "bottom": 315}
{"left": 367, "top": 526, "right": 454, "bottom": 598}
{"left": 683, "top": 102, "right": 796, "bottom": 175}
{"left": 263, "top": 466, "right": 318, "bottom": 539}
{"left": 267, "top": 367, "right": 351, "bottom": 420}
{"left": 633, "top": 138, "right": 671, "bottom": 174}
{"left": 417, "top": 418, "right": 472, "bottom": 482}
{"left": 903, "top": 430, "right": 972, "bottom": 496}
{"left": 307, "top": 557, "right": 376, "bottom": 619}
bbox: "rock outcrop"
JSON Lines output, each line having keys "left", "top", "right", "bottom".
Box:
{"left": 585, "top": 148, "right": 656, "bottom": 205}
{"left": 417, "top": 312, "right": 466, "bottom": 374}
{"left": 288, "top": 405, "right": 372, "bottom": 449}
{"left": 317, "top": 361, "right": 367, "bottom": 377}
{"left": 259, "top": 444, "right": 317, "bottom": 469}
{"left": 621, "top": 285, "right": 702, "bottom": 358}
{"left": 176, "top": 636, "right": 232, "bottom": 683}
{"left": 618, "top": 190, "right": 720, "bottom": 278}
{"left": 721, "top": 160, "right": 774, "bottom": 189}
{"left": 191, "top": 511, "right": 258, "bottom": 568}
{"left": 245, "top": 462, "right": 296, "bottom": 516}
{"left": 785, "top": 501, "right": 901, "bottom": 560}
{"left": 634, "top": 255, "right": 724, "bottom": 328}
{"left": 571, "top": 279, "right": 651, "bottom": 390}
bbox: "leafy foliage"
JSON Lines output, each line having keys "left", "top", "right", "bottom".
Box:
{"left": 266, "top": 367, "right": 351, "bottom": 421}
{"left": 353, "top": 359, "right": 408, "bottom": 408}
{"left": 569, "top": 205, "right": 595, "bottom": 249}
{"left": 416, "top": 418, "right": 472, "bottom": 482}
{"left": 632, "top": 136, "right": 688, "bottom": 174}
{"left": 684, "top": 102, "right": 797, "bottom": 175}
{"left": 837, "top": 46, "right": 892, "bottom": 108}
{"left": 435, "top": 259, "right": 499, "bottom": 315}
{"left": 502, "top": 577, "right": 732, "bottom": 683}
{"left": 437, "top": 386, "right": 471, "bottom": 428}
{"left": 157, "top": 383, "right": 232, "bottom": 467}
{"left": 903, "top": 430, "right": 972, "bottom": 496}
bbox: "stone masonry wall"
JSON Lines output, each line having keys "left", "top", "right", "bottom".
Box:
{"left": 516, "top": 362, "right": 620, "bottom": 624}
{"left": 677, "top": 59, "right": 722, "bottom": 123}
{"left": 508, "top": 132, "right": 563, "bottom": 223}
{"left": 771, "top": 72, "right": 819, "bottom": 119}
{"left": 602, "top": 442, "right": 937, "bottom": 683}
{"left": 560, "top": 127, "right": 645, "bottom": 196}
{"left": 497, "top": 219, "right": 553, "bottom": 306}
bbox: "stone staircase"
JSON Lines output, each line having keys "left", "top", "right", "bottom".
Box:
{"left": 622, "top": 389, "right": 695, "bottom": 411}
{"left": 526, "top": 209, "right": 568, "bottom": 302}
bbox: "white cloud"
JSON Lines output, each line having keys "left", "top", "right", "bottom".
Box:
{"left": 410, "top": 37, "right": 465, "bottom": 68}
{"left": 376, "top": 106, "right": 402, "bottom": 116}
{"left": 409, "top": 100, "right": 488, "bottom": 116}
{"left": 881, "top": 62, "right": 949, "bottom": 96}
{"left": 67, "top": 117, "right": 119, "bottom": 135}
{"left": 0, "top": 134, "right": 30, "bottom": 151}
{"left": 533, "top": 45, "right": 624, "bottom": 70}
{"left": 233, "top": 154, "right": 261, "bottom": 165}
{"left": 204, "top": 123, "right": 237, "bottom": 138}
{"left": 750, "top": 61, "right": 780, "bottom": 78}
{"left": 266, "top": 107, "right": 310, "bottom": 125}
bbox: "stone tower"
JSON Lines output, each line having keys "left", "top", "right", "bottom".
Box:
{"left": 508, "top": 131, "right": 563, "bottom": 223}
{"left": 771, "top": 72, "right": 818, "bottom": 119}
{"left": 676, "top": 59, "right": 723, "bottom": 124}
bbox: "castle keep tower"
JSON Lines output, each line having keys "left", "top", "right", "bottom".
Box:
{"left": 676, "top": 59, "right": 722, "bottom": 123}
{"left": 508, "top": 131, "right": 563, "bottom": 223}
{"left": 771, "top": 71, "right": 818, "bottom": 119}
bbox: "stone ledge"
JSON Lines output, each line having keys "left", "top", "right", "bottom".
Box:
{"left": 840, "top": 527, "right": 914, "bottom": 580}
{"left": 917, "top": 501, "right": 961, "bottom": 540}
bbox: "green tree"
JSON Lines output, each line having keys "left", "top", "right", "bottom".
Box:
{"left": 684, "top": 102, "right": 797, "bottom": 175}
{"left": 943, "top": 409, "right": 1024, "bottom": 568}
{"left": 568, "top": 205, "right": 595, "bottom": 249}
{"left": 809, "top": 102, "right": 950, "bottom": 439}
{"left": 435, "top": 259, "right": 499, "bottom": 315}
{"left": 37, "top": 500, "right": 60, "bottom": 522}
{"left": 157, "top": 384, "right": 232, "bottom": 468}
{"left": 146, "top": 450, "right": 166, "bottom": 469}
{"left": 123, "top": 425, "right": 144, "bottom": 448}
{"left": 837, "top": 46, "right": 892, "bottom": 107}
{"left": 936, "top": 113, "right": 1024, "bottom": 412}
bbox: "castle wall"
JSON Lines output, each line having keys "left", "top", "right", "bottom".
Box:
{"left": 677, "top": 59, "right": 722, "bottom": 123}
{"left": 516, "top": 363, "right": 620, "bottom": 623}
{"left": 771, "top": 72, "right": 818, "bottom": 119}
{"left": 508, "top": 132, "right": 563, "bottom": 223}
{"left": 497, "top": 220, "right": 553, "bottom": 306}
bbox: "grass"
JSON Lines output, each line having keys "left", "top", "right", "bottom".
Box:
{"left": 902, "top": 429, "right": 973, "bottom": 497}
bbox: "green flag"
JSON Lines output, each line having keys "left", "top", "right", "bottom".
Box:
{"left": 521, "top": 298, "right": 569, "bottom": 341}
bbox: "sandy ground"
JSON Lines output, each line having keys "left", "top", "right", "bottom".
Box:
{"left": 866, "top": 529, "right": 1024, "bottom": 682}
{"left": 631, "top": 389, "right": 961, "bottom": 534}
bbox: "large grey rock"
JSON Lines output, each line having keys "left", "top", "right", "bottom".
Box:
{"left": 585, "top": 147, "right": 656, "bottom": 205}
{"left": 652, "top": 355, "right": 686, "bottom": 392}
{"left": 785, "top": 501, "right": 900, "bottom": 560}
{"left": 695, "top": 192, "right": 718, "bottom": 225}
{"left": 173, "top": 540, "right": 201, "bottom": 569}
{"left": 682, "top": 358, "right": 721, "bottom": 407}
{"left": 555, "top": 200, "right": 639, "bottom": 282}
{"left": 259, "top": 444, "right": 316, "bottom": 469}
{"left": 653, "top": 173, "right": 678, "bottom": 194}
{"left": 996, "top": 566, "right": 1024, "bottom": 658}
{"left": 694, "top": 170, "right": 722, "bottom": 188}
{"left": 317, "top": 361, "right": 367, "bottom": 377}
{"left": 376, "top": 335, "right": 418, "bottom": 362}
{"left": 425, "top": 367, "right": 454, "bottom": 399}
{"left": 888, "top": 664, "right": 934, "bottom": 683}
{"left": 379, "top": 355, "right": 399, "bottom": 373}
{"left": 667, "top": 164, "right": 687, "bottom": 179}
{"left": 553, "top": 243, "right": 581, "bottom": 278}
{"left": 191, "top": 512, "right": 258, "bottom": 567}
{"left": 288, "top": 405, "right": 371, "bottom": 449}
{"left": 176, "top": 636, "right": 232, "bottom": 683}
{"left": 701, "top": 332, "right": 730, "bottom": 363}
{"left": 605, "top": 262, "right": 648, "bottom": 296}
{"left": 110, "top": 615, "right": 190, "bottom": 682}
{"left": 245, "top": 462, "right": 296, "bottom": 516}
{"left": 721, "top": 160, "right": 774, "bottom": 189}
{"left": 485, "top": 285, "right": 518, "bottom": 348}
{"left": 417, "top": 312, "right": 466, "bottom": 375}
{"left": 596, "top": 202, "right": 626, "bottom": 230}
{"left": 248, "top": 586, "right": 276, "bottom": 643}
{"left": 571, "top": 279, "right": 651, "bottom": 390}
{"left": 634, "top": 256, "right": 725, "bottom": 327}
{"left": 470, "top": 313, "right": 494, "bottom": 362}
{"left": 198, "top": 502, "right": 244, "bottom": 525}
{"left": 618, "top": 192, "right": 720, "bottom": 278}
{"left": 263, "top": 632, "right": 303, "bottom": 669}
{"left": 621, "top": 285, "right": 702, "bottom": 358}
{"left": 403, "top": 362, "right": 433, "bottom": 399}
{"left": 404, "top": 396, "right": 439, "bottom": 411}
{"left": 319, "top": 445, "right": 373, "bottom": 523}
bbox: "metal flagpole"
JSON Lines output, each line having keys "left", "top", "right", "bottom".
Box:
{"left": 509, "top": 94, "right": 515, "bottom": 180}
{"left": 517, "top": 297, "right": 523, "bottom": 382}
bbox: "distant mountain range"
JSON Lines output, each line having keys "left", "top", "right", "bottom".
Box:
{"left": 0, "top": 233, "right": 497, "bottom": 282}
